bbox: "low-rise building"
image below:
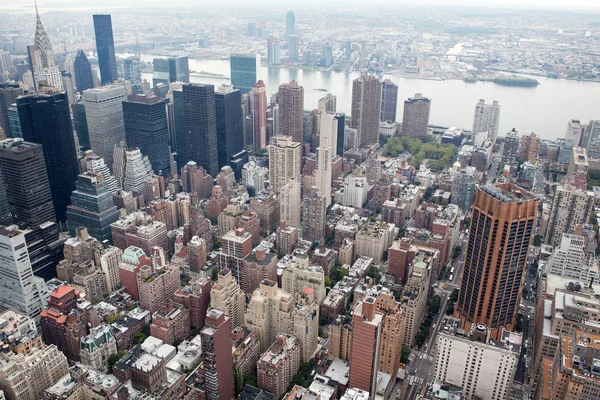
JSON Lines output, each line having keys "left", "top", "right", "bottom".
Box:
{"left": 79, "top": 324, "right": 118, "bottom": 372}
{"left": 150, "top": 302, "right": 190, "bottom": 345}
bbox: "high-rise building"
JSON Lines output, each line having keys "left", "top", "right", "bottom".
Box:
{"left": 472, "top": 99, "right": 500, "bottom": 143}
{"left": 351, "top": 74, "right": 381, "bottom": 146}
{"left": 302, "top": 186, "right": 326, "bottom": 243}
{"left": 281, "top": 254, "right": 325, "bottom": 304}
{"left": 83, "top": 85, "right": 127, "bottom": 167}
{"left": 230, "top": 54, "right": 257, "bottom": 94}
{"left": 0, "top": 83, "right": 23, "bottom": 138}
{"left": 93, "top": 14, "right": 118, "bottom": 85}
{"left": 280, "top": 177, "right": 301, "bottom": 229}
{"left": 122, "top": 94, "right": 170, "bottom": 176}
{"left": 28, "top": 6, "right": 63, "bottom": 90}
{"left": 219, "top": 228, "right": 253, "bottom": 287}
{"left": 215, "top": 85, "right": 244, "bottom": 169}
{"left": 583, "top": 119, "right": 600, "bottom": 159}
{"left": 210, "top": 268, "right": 246, "bottom": 330}
{"left": 546, "top": 184, "right": 595, "bottom": 247}
{"left": 401, "top": 93, "right": 431, "bottom": 138}
{"left": 318, "top": 94, "right": 337, "bottom": 114}
{"left": 121, "top": 147, "right": 154, "bottom": 196}
{"left": 316, "top": 113, "right": 336, "bottom": 206}
{"left": 0, "top": 139, "right": 56, "bottom": 227}
{"left": 66, "top": 172, "right": 119, "bottom": 243}
{"left": 545, "top": 233, "right": 592, "bottom": 280}
{"left": 0, "top": 166, "right": 10, "bottom": 225}
{"left": 456, "top": 184, "right": 538, "bottom": 338}
{"left": 61, "top": 71, "right": 76, "bottom": 109}
{"left": 250, "top": 80, "right": 268, "bottom": 150}
{"left": 321, "top": 44, "right": 333, "bottom": 67}
{"left": 334, "top": 113, "right": 346, "bottom": 157}
{"left": 79, "top": 150, "right": 120, "bottom": 193}
{"left": 0, "top": 227, "right": 49, "bottom": 322}
{"left": 451, "top": 166, "right": 477, "bottom": 210}
{"left": 152, "top": 56, "right": 190, "bottom": 86}
{"left": 73, "top": 50, "right": 94, "bottom": 93}
{"left": 286, "top": 11, "right": 295, "bottom": 39}
{"left": 201, "top": 309, "right": 235, "bottom": 400}
{"left": 517, "top": 132, "right": 538, "bottom": 163}
{"left": 72, "top": 101, "right": 89, "bottom": 149}
{"left": 17, "top": 91, "right": 78, "bottom": 221}
{"left": 183, "top": 83, "right": 218, "bottom": 176}
{"left": 565, "top": 119, "right": 584, "bottom": 149}
{"left": 435, "top": 317, "right": 520, "bottom": 400}
{"left": 380, "top": 79, "right": 398, "bottom": 122}
{"left": 278, "top": 80, "right": 304, "bottom": 143}
{"left": 117, "top": 56, "right": 141, "bottom": 85}
{"left": 257, "top": 333, "right": 301, "bottom": 400}
{"left": 267, "top": 37, "right": 280, "bottom": 65}
{"left": 288, "top": 36, "right": 299, "bottom": 62}
{"left": 268, "top": 135, "right": 302, "bottom": 195}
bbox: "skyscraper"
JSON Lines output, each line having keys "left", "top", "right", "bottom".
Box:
{"left": 278, "top": 80, "right": 304, "bottom": 143}
{"left": 229, "top": 54, "right": 257, "bottom": 94}
{"left": 321, "top": 44, "right": 333, "bottom": 67}
{"left": 351, "top": 74, "right": 381, "bottom": 146}
{"left": 17, "top": 91, "right": 78, "bottom": 221}
{"left": 83, "top": 85, "right": 127, "bottom": 168}
{"left": 268, "top": 135, "right": 301, "bottom": 195}
{"left": 152, "top": 56, "right": 189, "bottom": 86}
{"left": 215, "top": 85, "right": 244, "bottom": 169}
{"left": 472, "top": 99, "right": 500, "bottom": 143}
{"left": 66, "top": 172, "right": 119, "bottom": 243}
{"left": 334, "top": 113, "right": 346, "bottom": 157}
{"left": 288, "top": 36, "right": 299, "bottom": 62}
{"left": 73, "top": 50, "right": 94, "bottom": 93}
{"left": 279, "top": 177, "right": 301, "bottom": 230}
{"left": 72, "top": 101, "right": 90, "bottom": 149}
{"left": 318, "top": 94, "right": 336, "bottom": 114}
{"left": 169, "top": 83, "right": 187, "bottom": 167}
{"left": 0, "top": 83, "right": 23, "bottom": 137}
{"left": 249, "top": 80, "right": 268, "bottom": 151}
{"left": 302, "top": 186, "right": 326, "bottom": 243}
{"left": 93, "top": 14, "right": 118, "bottom": 85}
{"left": 200, "top": 309, "right": 235, "bottom": 400}
{"left": 28, "top": 5, "right": 63, "bottom": 90}
{"left": 583, "top": 120, "right": 600, "bottom": 159}
{"left": 117, "top": 56, "right": 141, "bottom": 85}
{"left": 0, "top": 139, "right": 56, "bottom": 227}
{"left": 545, "top": 184, "right": 595, "bottom": 247}
{"left": 183, "top": 83, "right": 218, "bottom": 176}
{"left": 380, "top": 79, "right": 398, "bottom": 122}
{"left": 316, "top": 113, "right": 335, "bottom": 207}
{"left": 122, "top": 94, "right": 170, "bottom": 176}
{"left": 286, "top": 11, "right": 295, "bottom": 39}
{"left": 0, "top": 166, "right": 10, "bottom": 225}
{"left": 456, "top": 184, "right": 538, "bottom": 338}
{"left": 402, "top": 93, "right": 431, "bottom": 138}
{"left": 267, "top": 37, "right": 280, "bottom": 65}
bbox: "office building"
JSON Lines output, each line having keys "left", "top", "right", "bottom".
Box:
{"left": 66, "top": 172, "right": 119, "bottom": 243}
{"left": 17, "top": 92, "right": 79, "bottom": 221}
{"left": 321, "top": 44, "right": 333, "bottom": 67}
{"left": 451, "top": 166, "right": 477, "bottom": 210}
{"left": 245, "top": 280, "right": 319, "bottom": 361}
{"left": 281, "top": 254, "right": 325, "bottom": 304}
{"left": 316, "top": 113, "right": 337, "bottom": 206}
{"left": 83, "top": 85, "right": 127, "bottom": 167}
{"left": 546, "top": 184, "right": 595, "bottom": 247}
{"left": 435, "top": 317, "right": 520, "bottom": 400}
{"left": 380, "top": 79, "right": 398, "bottom": 122}
{"left": 183, "top": 83, "right": 218, "bottom": 176}
{"left": 0, "top": 83, "right": 23, "bottom": 137}
{"left": 318, "top": 94, "right": 337, "bottom": 114}
{"left": 567, "top": 147, "right": 589, "bottom": 180}
{"left": 152, "top": 56, "right": 190, "bottom": 87}
{"left": 351, "top": 74, "right": 381, "bottom": 146}
{"left": 583, "top": 120, "right": 600, "bottom": 159}
{"left": 257, "top": 333, "right": 301, "bottom": 400}
{"left": 0, "top": 166, "right": 9, "bottom": 225}
{"left": 72, "top": 101, "right": 90, "bottom": 149}
{"left": 268, "top": 135, "right": 302, "bottom": 194}
{"left": 402, "top": 93, "right": 431, "bottom": 138}
{"left": 280, "top": 177, "right": 301, "bottom": 229}
{"left": 545, "top": 233, "right": 594, "bottom": 280}
{"left": 565, "top": 119, "right": 584, "bottom": 149}
{"left": 118, "top": 56, "right": 141, "bottom": 85}
{"left": 472, "top": 99, "right": 500, "bottom": 143}
{"left": 250, "top": 80, "right": 268, "bottom": 150}
{"left": 286, "top": 11, "right": 295, "bottom": 39}
{"left": 0, "top": 139, "right": 56, "bottom": 226}
{"left": 456, "top": 184, "right": 538, "bottom": 338}
{"left": 302, "top": 186, "right": 326, "bottom": 244}
{"left": 93, "top": 14, "right": 118, "bottom": 85}
{"left": 278, "top": 80, "right": 304, "bottom": 143}
{"left": 73, "top": 50, "right": 94, "bottom": 93}
{"left": 117, "top": 147, "right": 154, "bottom": 196}
{"left": 268, "top": 37, "right": 280, "bottom": 65}
{"left": 201, "top": 309, "right": 235, "bottom": 400}
{"left": 215, "top": 85, "right": 244, "bottom": 169}
{"left": 122, "top": 94, "right": 170, "bottom": 176}
{"left": 289, "top": 35, "right": 299, "bottom": 62}
{"left": 210, "top": 268, "right": 246, "bottom": 329}
{"left": 230, "top": 54, "right": 257, "bottom": 94}
{"left": 28, "top": 6, "right": 63, "bottom": 90}
{"left": 0, "top": 227, "right": 49, "bottom": 322}
{"left": 80, "top": 150, "right": 120, "bottom": 193}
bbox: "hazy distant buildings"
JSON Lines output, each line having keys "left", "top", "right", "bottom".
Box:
{"left": 286, "top": 11, "right": 295, "bottom": 39}
{"left": 472, "top": 99, "right": 500, "bottom": 143}
{"left": 380, "top": 79, "right": 398, "bottom": 122}
{"left": 402, "top": 93, "right": 431, "bottom": 138}
{"left": 268, "top": 37, "right": 280, "bottom": 65}
{"left": 183, "top": 83, "right": 218, "bottom": 176}
{"left": 229, "top": 54, "right": 257, "bottom": 94}
{"left": 73, "top": 50, "right": 94, "bottom": 93}
{"left": 152, "top": 56, "right": 189, "bottom": 87}
{"left": 351, "top": 74, "right": 381, "bottom": 146}
{"left": 93, "top": 14, "right": 118, "bottom": 85}
{"left": 278, "top": 80, "right": 304, "bottom": 143}
{"left": 288, "top": 36, "right": 299, "bottom": 62}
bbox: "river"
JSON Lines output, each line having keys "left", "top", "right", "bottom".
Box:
{"left": 123, "top": 53, "right": 600, "bottom": 141}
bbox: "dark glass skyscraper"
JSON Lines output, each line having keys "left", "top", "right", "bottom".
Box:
{"left": 380, "top": 79, "right": 398, "bottom": 122}
{"left": 122, "top": 94, "right": 171, "bottom": 176}
{"left": 335, "top": 113, "right": 346, "bottom": 157}
{"left": 215, "top": 85, "right": 244, "bottom": 169}
{"left": 66, "top": 172, "right": 119, "bottom": 243}
{"left": 72, "top": 101, "right": 90, "bottom": 149}
{"left": 152, "top": 56, "right": 189, "bottom": 87}
{"left": 17, "top": 92, "right": 79, "bottom": 221}
{"left": 183, "top": 83, "right": 218, "bottom": 176}
{"left": 229, "top": 54, "right": 257, "bottom": 94}
{"left": 0, "top": 83, "right": 23, "bottom": 138}
{"left": 172, "top": 88, "right": 187, "bottom": 168}
{"left": 93, "top": 14, "right": 118, "bottom": 85}
{"left": 0, "top": 139, "right": 56, "bottom": 227}
{"left": 73, "top": 50, "right": 94, "bottom": 93}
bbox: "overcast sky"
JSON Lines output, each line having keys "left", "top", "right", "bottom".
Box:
{"left": 1, "top": 0, "right": 599, "bottom": 12}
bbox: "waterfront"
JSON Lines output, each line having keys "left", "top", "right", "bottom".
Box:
{"left": 127, "top": 54, "right": 600, "bottom": 141}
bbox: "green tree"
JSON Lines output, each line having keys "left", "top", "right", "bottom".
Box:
{"left": 105, "top": 313, "right": 122, "bottom": 324}
{"left": 428, "top": 295, "right": 441, "bottom": 314}
{"left": 324, "top": 276, "right": 332, "bottom": 287}
{"left": 400, "top": 344, "right": 411, "bottom": 364}
{"left": 107, "top": 351, "right": 127, "bottom": 372}
{"left": 533, "top": 235, "right": 542, "bottom": 247}
{"left": 450, "top": 289, "right": 459, "bottom": 302}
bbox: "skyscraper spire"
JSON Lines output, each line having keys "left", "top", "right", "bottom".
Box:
{"left": 29, "top": 0, "right": 63, "bottom": 90}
